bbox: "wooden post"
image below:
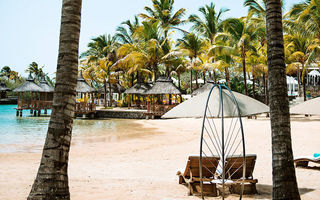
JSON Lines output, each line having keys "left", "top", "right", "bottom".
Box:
{"left": 38, "top": 92, "right": 41, "bottom": 116}
{"left": 44, "top": 92, "right": 48, "bottom": 114}
{"left": 20, "top": 110, "right": 22, "bottom": 117}
{"left": 16, "top": 110, "right": 19, "bottom": 116}
{"left": 30, "top": 92, "right": 33, "bottom": 114}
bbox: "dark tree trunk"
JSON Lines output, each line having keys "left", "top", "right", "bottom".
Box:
{"left": 252, "top": 73, "right": 256, "bottom": 99}
{"left": 203, "top": 70, "right": 206, "bottom": 84}
{"left": 265, "top": 1, "right": 300, "bottom": 199}
{"left": 178, "top": 74, "right": 181, "bottom": 90}
{"left": 297, "top": 66, "right": 301, "bottom": 97}
{"left": 225, "top": 66, "right": 230, "bottom": 88}
{"left": 131, "top": 74, "right": 134, "bottom": 87}
{"left": 104, "top": 79, "right": 107, "bottom": 107}
{"left": 242, "top": 49, "right": 248, "bottom": 95}
{"left": 213, "top": 70, "right": 217, "bottom": 83}
{"left": 28, "top": 0, "right": 82, "bottom": 199}
{"left": 108, "top": 81, "right": 112, "bottom": 107}
{"left": 190, "top": 69, "right": 193, "bottom": 94}
{"left": 195, "top": 70, "right": 199, "bottom": 89}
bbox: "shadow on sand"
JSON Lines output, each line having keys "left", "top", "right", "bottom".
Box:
{"left": 253, "top": 184, "right": 315, "bottom": 199}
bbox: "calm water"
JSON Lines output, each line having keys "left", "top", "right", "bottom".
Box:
{"left": 0, "top": 105, "right": 146, "bottom": 153}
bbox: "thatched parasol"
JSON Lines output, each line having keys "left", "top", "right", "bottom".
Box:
{"left": 0, "top": 82, "right": 11, "bottom": 92}
{"left": 76, "top": 71, "right": 96, "bottom": 93}
{"left": 13, "top": 74, "right": 42, "bottom": 92}
{"left": 39, "top": 77, "right": 54, "bottom": 93}
{"left": 99, "top": 83, "right": 125, "bottom": 94}
{"left": 192, "top": 80, "right": 215, "bottom": 96}
{"left": 124, "top": 82, "right": 152, "bottom": 95}
{"left": 145, "top": 77, "right": 181, "bottom": 95}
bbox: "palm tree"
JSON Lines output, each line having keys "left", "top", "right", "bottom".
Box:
{"left": 139, "top": 0, "right": 186, "bottom": 37}
{"left": 115, "top": 16, "right": 140, "bottom": 44}
{"left": 27, "top": 0, "right": 82, "bottom": 199}
{"left": 189, "top": 3, "right": 229, "bottom": 45}
{"left": 177, "top": 33, "right": 206, "bottom": 93}
{"left": 219, "top": 17, "right": 261, "bottom": 95}
{"left": 265, "top": 0, "right": 300, "bottom": 199}
{"left": 0, "top": 66, "right": 11, "bottom": 80}
{"left": 81, "top": 34, "right": 119, "bottom": 107}
{"left": 26, "top": 62, "right": 44, "bottom": 82}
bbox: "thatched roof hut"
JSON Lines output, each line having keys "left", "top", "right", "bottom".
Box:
{"left": 145, "top": 77, "right": 181, "bottom": 95}
{"left": 0, "top": 82, "right": 11, "bottom": 92}
{"left": 124, "top": 82, "right": 152, "bottom": 95}
{"left": 39, "top": 77, "right": 54, "bottom": 93}
{"left": 13, "top": 74, "right": 42, "bottom": 92}
{"left": 192, "top": 80, "right": 215, "bottom": 96}
{"left": 76, "top": 71, "right": 96, "bottom": 93}
{"left": 99, "top": 83, "right": 125, "bottom": 94}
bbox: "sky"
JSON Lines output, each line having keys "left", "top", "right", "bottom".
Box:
{"left": 0, "top": 0, "right": 302, "bottom": 78}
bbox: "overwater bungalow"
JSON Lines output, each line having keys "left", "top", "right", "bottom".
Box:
{"left": 124, "top": 82, "right": 152, "bottom": 109}
{"left": 76, "top": 71, "right": 97, "bottom": 116}
{"left": 145, "top": 77, "right": 181, "bottom": 119}
{"left": 13, "top": 74, "right": 52, "bottom": 116}
{"left": 0, "top": 82, "right": 11, "bottom": 99}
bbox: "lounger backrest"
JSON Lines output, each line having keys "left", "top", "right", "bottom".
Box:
{"left": 225, "top": 154, "right": 256, "bottom": 179}
{"left": 187, "top": 156, "right": 220, "bottom": 178}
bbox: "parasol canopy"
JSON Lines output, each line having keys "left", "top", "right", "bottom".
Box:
{"left": 162, "top": 86, "right": 269, "bottom": 118}
{"left": 290, "top": 97, "right": 320, "bottom": 115}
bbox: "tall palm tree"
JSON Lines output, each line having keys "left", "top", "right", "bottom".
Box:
{"left": 265, "top": 0, "right": 300, "bottom": 199}
{"left": 189, "top": 3, "right": 229, "bottom": 45}
{"left": 27, "top": 0, "right": 82, "bottom": 199}
{"left": 219, "top": 17, "right": 261, "bottom": 95}
{"left": 26, "top": 62, "right": 44, "bottom": 82}
{"left": 0, "top": 66, "right": 11, "bottom": 80}
{"left": 81, "top": 34, "right": 119, "bottom": 107}
{"left": 115, "top": 16, "right": 140, "bottom": 44}
{"left": 139, "top": 0, "right": 186, "bottom": 37}
{"left": 177, "top": 33, "right": 206, "bottom": 93}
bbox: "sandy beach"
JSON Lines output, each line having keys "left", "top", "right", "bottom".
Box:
{"left": 0, "top": 116, "right": 319, "bottom": 200}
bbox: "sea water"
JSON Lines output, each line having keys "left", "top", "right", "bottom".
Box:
{"left": 0, "top": 105, "right": 143, "bottom": 153}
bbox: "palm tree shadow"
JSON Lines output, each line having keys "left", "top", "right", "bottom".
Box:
{"left": 255, "top": 184, "right": 315, "bottom": 199}
{"left": 296, "top": 166, "right": 320, "bottom": 171}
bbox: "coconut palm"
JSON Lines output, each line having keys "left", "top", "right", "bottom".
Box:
{"left": 219, "top": 17, "right": 262, "bottom": 95}
{"left": 265, "top": 0, "right": 301, "bottom": 199}
{"left": 25, "top": 62, "right": 44, "bottom": 81}
{"left": 139, "top": 0, "right": 186, "bottom": 37}
{"left": 0, "top": 66, "right": 11, "bottom": 80}
{"left": 28, "top": 0, "right": 82, "bottom": 199}
{"left": 189, "top": 3, "right": 229, "bottom": 45}
{"left": 81, "top": 34, "right": 119, "bottom": 106}
{"left": 115, "top": 16, "right": 140, "bottom": 44}
{"left": 177, "top": 33, "right": 206, "bottom": 93}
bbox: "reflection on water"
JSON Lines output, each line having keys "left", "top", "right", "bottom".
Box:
{"left": 0, "top": 105, "right": 154, "bottom": 153}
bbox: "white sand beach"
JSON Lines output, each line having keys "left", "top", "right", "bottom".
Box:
{"left": 0, "top": 116, "right": 319, "bottom": 200}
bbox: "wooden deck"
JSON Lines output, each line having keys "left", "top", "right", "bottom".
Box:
{"left": 145, "top": 104, "right": 176, "bottom": 119}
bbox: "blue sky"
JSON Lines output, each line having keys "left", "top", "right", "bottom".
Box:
{"left": 0, "top": 0, "right": 301, "bottom": 77}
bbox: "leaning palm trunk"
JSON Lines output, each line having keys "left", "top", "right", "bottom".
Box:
{"left": 28, "top": 0, "right": 82, "bottom": 199}
{"left": 103, "top": 79, "right": 107, "bottom": 107}
{"left": 265, "top": 0, "right": 300, "bottom": 199}
{"left": 108, "top": 80, "right": 112, "bottom": 107}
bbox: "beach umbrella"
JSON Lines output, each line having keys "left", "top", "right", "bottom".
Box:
{"left": 290, "top": 97, "right": 320, "bottom": 115}
{"left": 162, "top": 86, "right": 269, "bottom": 118}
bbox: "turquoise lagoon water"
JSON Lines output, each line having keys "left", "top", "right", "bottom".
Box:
{"left": 0, "top": 105, "right": 142, "bottom": 153}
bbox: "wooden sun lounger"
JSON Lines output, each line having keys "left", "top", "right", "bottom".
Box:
{"left": 294, "top": 156, "right": 320, "bottom": 167}
{"left": 177, "top": 155, "right": 220, "bottom": 196}
{"left": 225, "top": 154, "right": 258, "bottom": 194}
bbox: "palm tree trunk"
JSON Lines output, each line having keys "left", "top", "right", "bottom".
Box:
{"left": 252, "top": 73, "right": 256, "bottom": 99}
{"left": 104, "top": 79, "right": 107, "bottom": 107}
{"left": 242, "top": 49, "right": 248, "bottom": 95}
{"left": 203, "top": 70, "right": 206, "bottom": 84}
{"left": 195, "top": 71, "right": 199, "bottom": 89}
{"left": 178, "top": 73, "right": 181, "bottom": 90}
{"left": 225, "top": 66, "right": 231, "bottom": 88}
{"left": 108, "top": 80, "right": 112, "bottom": 107}
{"left": 297, "top": 66, "right": 301, "bottom": 96}
{"left": 265, "top": 1, "right": 300, "bottom": 199}
{"left": 190, "top": 69, "right": 193, "bottom": 94}
{"left": 28, "top": 0, "right": 82, "bottom": 199}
